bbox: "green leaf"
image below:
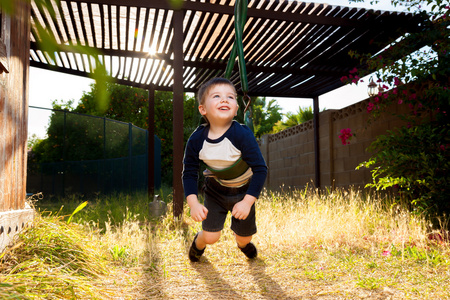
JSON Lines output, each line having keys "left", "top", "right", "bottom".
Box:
{"left": 67, "top": 201, "right": 88, "bottom": 224}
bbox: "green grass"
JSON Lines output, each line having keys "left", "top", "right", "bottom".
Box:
{"left": 1, "top": 187, "right": 449, "bottom": 299}
{"left": 33, "top": 185, "right": 173, "bottom": 229}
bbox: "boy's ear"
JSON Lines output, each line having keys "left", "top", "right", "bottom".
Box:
{"left": 198, "top": 105, "right": 206, "bottom": 116}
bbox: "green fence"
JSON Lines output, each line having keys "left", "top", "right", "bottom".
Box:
{"left": 27, "top": 107, "right": 161, "bottom": 197}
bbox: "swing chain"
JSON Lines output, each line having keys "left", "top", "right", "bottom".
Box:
{"left": 243, "top": 93, "right": 252, "bottom": 115}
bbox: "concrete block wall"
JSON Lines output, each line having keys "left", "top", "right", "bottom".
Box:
{"left": 259, "top": 98, "right": 410, "bottom": 191}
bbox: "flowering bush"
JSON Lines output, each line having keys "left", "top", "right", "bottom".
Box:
{"left": 357, "top": 123, "right": 450, "bottom": 214}
{"left": 345, "top": 0, "right": 450, "bottom": 216}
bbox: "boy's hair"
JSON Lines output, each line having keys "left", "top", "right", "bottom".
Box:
{"left": 197, "top": 77, "right": 236, "bottom": 106}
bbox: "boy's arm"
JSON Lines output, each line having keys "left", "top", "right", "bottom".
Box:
{"left": 183, "top": 131, "right": 209, "bottom": 222}
{"left": 239, "top": 127, "right": 268, "bottom": 199}
{"left": 182, "top": 135, "right": 201, "bottom": 198}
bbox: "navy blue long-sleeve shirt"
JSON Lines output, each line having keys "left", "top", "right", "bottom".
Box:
{"left": 182, "top": 121, "right": 267, "bottom": 198}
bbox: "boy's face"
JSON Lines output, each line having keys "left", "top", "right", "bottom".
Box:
{"left": 198, "top": 84, "right": 238, "bottom": 125}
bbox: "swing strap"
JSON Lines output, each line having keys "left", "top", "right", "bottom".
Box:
{"left": 205, "top": 158, "right": 249, "bottom": 180}
{"left": 224, "top": 0, "right": 252, "bottom": 115}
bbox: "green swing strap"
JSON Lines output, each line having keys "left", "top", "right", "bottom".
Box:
{"left": 225, "top": 0, "right": 248, "bottom": 92}
{"left": 224, "top": 0, "right": 254, "bottom": 132}
{"left": 205, "top": 1, "right": 252, "bottom": 181}
{"left": 205, "top": 157, "right": 249, "bottom": 180}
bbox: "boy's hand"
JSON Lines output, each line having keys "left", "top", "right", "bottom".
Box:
{"left": 190, "top": 202, "right": 208, "bottom": 222}
{"left": 232, "top": 195, "right": 256, "bottom": 220}
{"left": 187, "top": 195, "right": 208, "bottom": 222}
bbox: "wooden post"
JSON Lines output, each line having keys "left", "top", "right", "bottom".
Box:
{"left": 172, "top": 9, "right": 184, "bottom": 219}
{"left": 147, "top": 85, "right": 155, "bottom": 199}
{"left": 313, "top": 96, "right": 320, "bottom": 188}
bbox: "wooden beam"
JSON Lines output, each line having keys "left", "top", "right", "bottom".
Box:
{"left": 70, "top": 0, "right": 361, "bottom": 26}
{"left": 30, "top": 42, "right": 348, "bottom": 78}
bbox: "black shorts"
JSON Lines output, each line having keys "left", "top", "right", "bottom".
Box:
{"left": 202, "top": 178, "right": 257, "bottom": 237}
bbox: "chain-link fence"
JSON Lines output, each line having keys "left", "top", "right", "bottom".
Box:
{"left": 27, "top": 106, "right": 161, "bottom": 197}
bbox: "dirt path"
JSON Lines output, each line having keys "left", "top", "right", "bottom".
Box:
{"left": 104, "top": 242, "right": 409, "bottom": 300}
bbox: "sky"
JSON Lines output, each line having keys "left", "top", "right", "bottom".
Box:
{"left": 28, "top": 0, "right": 407, "bottom": 139}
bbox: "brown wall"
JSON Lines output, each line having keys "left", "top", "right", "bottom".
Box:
{"left": 0, "top": 1, "right": 34, "bottom": 252}
{"left": 260, "top": 98, "right": 410, "bottom": 191}
{"left": 0, "top": 2, "right": 33, "bottom": 253}
{"left": 0, "top": 2, "right": 30, "bottom": 212}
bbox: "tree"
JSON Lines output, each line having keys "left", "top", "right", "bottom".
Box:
{"left": 345, "top": 0, "right": 449, "bottom": 216}
{"left": 272, "top": 106, "right": 315, "bottom": 133}
{"left": 251, "top": 97, "right": 283, "bottom": 138}
{"left": 27, "top": 134, "right": 42, "bottom": 149}
{"left": 30, "top": 83, "right": 200, "bottom": 185}
{"left": 75, "top": 83, "right": 200, "bottom": 184}
{"left": 30, "top": 101, "right": 107, "bottom": 163}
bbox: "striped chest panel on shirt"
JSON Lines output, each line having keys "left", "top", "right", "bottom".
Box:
{"left": 199, "top": 137, "right": 241, "bottom": 170}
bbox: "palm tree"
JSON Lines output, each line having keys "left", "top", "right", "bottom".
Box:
{"left": 272, "top": 106, "right": 316, "bottom": 133}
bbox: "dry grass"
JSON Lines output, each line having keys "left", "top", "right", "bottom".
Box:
{"left": 1, "top": 187, "right": 449, "bottom": 299}
{"left": 98, "top": 188, "right": 450, "bottom": 299}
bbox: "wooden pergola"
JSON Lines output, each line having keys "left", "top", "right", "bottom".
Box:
{"left": 29, "top": 0, "right": 423, "bottom": 217}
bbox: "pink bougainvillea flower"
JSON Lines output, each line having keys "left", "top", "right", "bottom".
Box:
{"left": 349, "top": 67, "right": 358, "bottom": 74}
{"left": 398, "top": 99, "right": 403, "bottom": 104}
{"left": 339, "top": 128, "right": 353, "bottom": 145}
{"left": 352, "top": 75, "right": 361, "bottom": 84}
{"left": 340, "top": 75, "right": 348, "bottom": 82}
{"left": 394, "top": 77, "right": 401, "bottom": 86}
{"left": 367, "top": 102, "right": 375, "bottom": 113}
{"left": 382, "top": 250, "right": 391, "bottom": 257}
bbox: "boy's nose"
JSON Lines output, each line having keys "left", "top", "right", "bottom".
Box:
{"left": 220, "top": 97, "right": 228, "bottom": 103}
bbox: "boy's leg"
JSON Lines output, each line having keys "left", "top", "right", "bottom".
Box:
{"left": 230, "top": 199, "right": 257, "bottom": 259}
{"left": 235, "top": 234, "right": 257, "bottom": 259}
{"left": 189, "top": 230, "right": 221, "bottom": 262}
{"left": 235, "top": 234, "right": 252, "bottom": 248}
{"left": 196, "top": 230, "right": 221, "bottom": 249}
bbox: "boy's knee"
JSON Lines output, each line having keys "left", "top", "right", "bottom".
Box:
{"left": 202, "top": 231, "right": 221, "bottom": 245}
{"left": 235, "top": 234, "right": 252, "bottom": 247}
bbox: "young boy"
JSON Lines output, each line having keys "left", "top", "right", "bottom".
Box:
{"left": 182, "top": 77, "right": 268, "bottom": 262}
